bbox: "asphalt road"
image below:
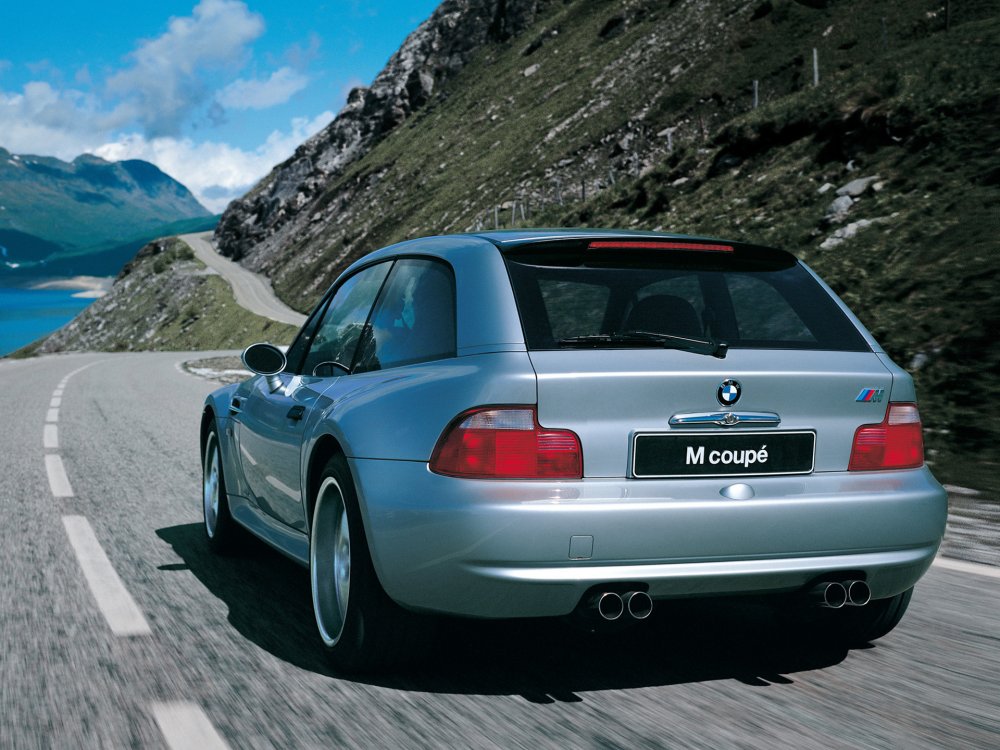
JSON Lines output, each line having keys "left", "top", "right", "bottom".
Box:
{"left": 1, "top": 351, "right": 998, "bottom": 749}
{"left": 179, "top": 233, "right": 307, "bottom": 327}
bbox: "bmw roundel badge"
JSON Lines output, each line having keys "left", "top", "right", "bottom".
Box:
{"left": 717, "top": 379, "right": 741, "bottom": 406}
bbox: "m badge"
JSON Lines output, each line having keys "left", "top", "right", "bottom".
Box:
{"left": 856, "top": 388, "right": 885, "bottom": 403}
{"left": 717, "top": 379, "right": 742, "bottom": 407}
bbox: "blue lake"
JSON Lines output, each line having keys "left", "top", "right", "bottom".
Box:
{"left": 0, "top": 287, "right": 96, "bottom": 356}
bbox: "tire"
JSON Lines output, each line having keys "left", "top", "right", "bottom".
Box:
{"left": 202, "top": 424, "right": 245, "bottom": 554}
{"left": 309, "top": 453, "right": 425, "bottom": 672}
{"left": 829, "top": 587, "right": 914, "bottom": 645}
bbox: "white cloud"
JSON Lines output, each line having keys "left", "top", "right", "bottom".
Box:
{"left": 93, "top": 111, "right": 333, "bottom": 212}
{"left": 217, "top": 67, "right": 308, "bottom": 110}
{"left": 0, "top": 82, "right": 121, "bottom": 158}
{"left": 0, "top": 1, "right": 329, "bottom": 214}
{"left": 106, "top": 0, "right": 266, "bottom": 136}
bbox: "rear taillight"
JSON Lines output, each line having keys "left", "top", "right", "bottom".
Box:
{"left": 430, "top": 407, "right": 583, "bottom": 479}
{"left": 848, "top": 403, "right": 924, "bottom": 471}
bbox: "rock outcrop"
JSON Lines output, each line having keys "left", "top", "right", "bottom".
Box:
{"left": 215, "top": 0, "right": 550, "bottom": 270}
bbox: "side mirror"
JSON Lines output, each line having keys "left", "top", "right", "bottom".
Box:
{"left": 241, "top": 343, "right": 287, "bottom": 376}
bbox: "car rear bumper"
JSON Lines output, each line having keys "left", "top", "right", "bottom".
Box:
{"left": 350, "top": 459, "right": 947, "bottom": 618}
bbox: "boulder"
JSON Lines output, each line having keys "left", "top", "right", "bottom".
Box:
{"left": 836, "top": 175, "right": 879, "bottom": 198}
{"left": 825, "top": 194, "right": 854, "bottom": 218}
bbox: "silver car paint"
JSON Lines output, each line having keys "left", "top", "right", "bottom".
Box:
{"left": 351, "top": 457, "right": 943, "bottom": 618}
{"left": 204, "top": 230, "right": 948, "bottom": 618}
{"left": 530, "top": 348, "right": 894, "bottom": 477}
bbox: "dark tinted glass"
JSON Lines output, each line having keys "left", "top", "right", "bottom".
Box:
{"left": 301, "top": 262, "right": 391, "bottom": 376}
{"left": 284, "top": 295, "right": 333, "bottom": 374}
{"left": 354, "top": 259, "right": 456, "bottom": 373}
{"left": 504, "top": 246, "right": 869, "bottom": 352}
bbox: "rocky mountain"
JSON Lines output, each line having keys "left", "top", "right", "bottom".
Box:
{"left": 215, "top": 0, "right": 550, "bottom": 278}
{"left": 0, "top": 149, "right": 212, "bottom": 274}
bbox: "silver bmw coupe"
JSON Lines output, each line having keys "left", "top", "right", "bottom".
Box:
{"left": 201, "top": 230, "right": 947, "bottom": 670}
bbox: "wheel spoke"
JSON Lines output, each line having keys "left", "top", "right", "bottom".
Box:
{"left": 335, "top": 507, "right": 351, "bottom": 616}
{"left": 203, "top": 435, "right": 220, "bottom": 537}
{"left": 311, "top": 477, "right": 350, "bottom": 647}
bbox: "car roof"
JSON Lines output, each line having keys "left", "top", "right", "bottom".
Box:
{"left": 343, "top": 229, "right": 796, "bottom": 275}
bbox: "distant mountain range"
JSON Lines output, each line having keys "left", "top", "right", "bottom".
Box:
{"left": 0, "top": 148, "right": 215, "bottom": 278}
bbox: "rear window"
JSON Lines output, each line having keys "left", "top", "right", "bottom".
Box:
{"left": 503, "top": 242, "right": 870, "bottom": 352}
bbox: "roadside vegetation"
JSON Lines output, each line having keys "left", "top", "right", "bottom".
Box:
{"left": 12, "top": 237, "right": 297, "bottom": 357}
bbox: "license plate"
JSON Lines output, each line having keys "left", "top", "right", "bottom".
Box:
{"left": 632, "top": 430, "right": 816, "bottom": 479}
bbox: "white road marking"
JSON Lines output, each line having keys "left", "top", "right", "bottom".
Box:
{"left": 50, "top": 396, "right": 62, "bottom": 408}
{"left": 52, "top": 389, "right": 63, "bottom": 397}
{"left": 43, "top": 424, "right": 58, "bottom": 450}
{"left": 943, "top": 484, "right": 981, "bottom": 496}
{"left": 61, "top": 516, "right": 151, "bottom": 636}
{"left": 46, "top": 408, "right": 59, "bottom": 423}
{"left": 45, "top": 455, "right": 74, "bottom": 498}
{"left": 151, "top": 702, "right": 231, "bottom": 750}
{"left": 63, "top": 361, "right": 100, "bottom": 382}
{"left": 934, "top": 555, "right": 1000, "bottom": 580}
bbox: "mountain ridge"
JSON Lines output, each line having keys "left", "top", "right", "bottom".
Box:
{"left": 0, "top": 147, "right": 211, "bottom": 272}
{"left": 214, "top": 0, "right": 550, "bottom": 270}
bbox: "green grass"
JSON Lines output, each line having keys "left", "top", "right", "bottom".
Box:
{"left": 14, "top": 237, "right": 298, "bottom": 356}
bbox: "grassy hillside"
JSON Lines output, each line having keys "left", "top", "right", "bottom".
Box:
{"left": 239, "top": 0, "right": 997, "bottom": 490}
{"left": 14, "top": 238, "right": 296, "bottom": 356}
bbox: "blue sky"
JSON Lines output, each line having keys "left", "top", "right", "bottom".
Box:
{"left": 0, "top": 1, "right": 440, "bottom": 211}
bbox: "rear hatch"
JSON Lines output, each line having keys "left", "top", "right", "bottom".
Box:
{"left": 502, "top": 236, "right": 893, "bottom": 478}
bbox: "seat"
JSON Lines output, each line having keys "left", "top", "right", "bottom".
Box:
{"left": 623, "top": 294, "right": 702, "bottom": 338}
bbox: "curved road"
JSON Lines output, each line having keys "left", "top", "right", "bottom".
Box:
{"left": 179, "top": 232, "right": 307, "bottom": 327}
{"left": 1, "top": 351, "right": 998, "bottom": 748}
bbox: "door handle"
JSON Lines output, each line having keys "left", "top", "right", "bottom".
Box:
{"left": 229, "top": 397, "right": 242, "bottom": 414}
{"left": 287, "top": 405, "right": 306, "bottom": 421}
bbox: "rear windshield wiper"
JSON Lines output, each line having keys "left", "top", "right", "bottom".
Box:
{"left": 557, "top": 330, "right": 728, "bottom": 358}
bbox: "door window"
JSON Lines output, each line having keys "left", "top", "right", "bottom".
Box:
{"left": 300, "top": 262, "right": 391, "bottom": 376}
{"left": 354, "top": 258, "right": 456, "bottom": 373}
{"left": 284, "top": 294, "right": 333, "bottom": 375}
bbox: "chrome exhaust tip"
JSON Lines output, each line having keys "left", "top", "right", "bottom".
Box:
{"left": 624, "top": 591, "right": 653, "bottom": 620}
{"left": 811, "top": 581, "right": 848, "bottom": 609}
{"left": 845, "top": 580, "right": 871, "bottom": 607}
{"left": 596, "top": 592, "right": 624, "bottom": 621}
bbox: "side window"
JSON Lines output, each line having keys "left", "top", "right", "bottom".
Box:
{"left": 354, "top": 259, "right": 456, "bottom": 373}
{"left": 301, "top": 262, "right": 391, "bottom": 377}
{"left": 284, "top": 294, "right": 333, "bottom": 375}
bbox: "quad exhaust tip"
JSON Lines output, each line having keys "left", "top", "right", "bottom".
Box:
{"left": 592, "top": 591, "right": 654, "bottom": 621}
{"left": 812, "top": 581, "right": 848, "bottom": 609}
{"left": 810, "top": 580, "right": 871, "bottom": 608}
{"left": 845, "top": 580, "right": 871, "bottom": 607}
{"left": 624, "top": 591, "right": 653, "bottom": 620}
{"left": 596, "top": 592, "right": 625, "bottom": 621}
